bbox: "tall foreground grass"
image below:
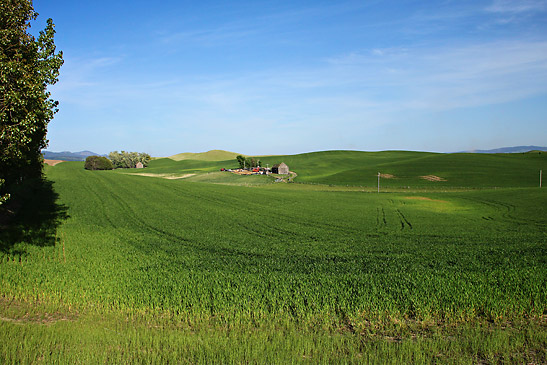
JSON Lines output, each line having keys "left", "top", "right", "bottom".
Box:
{"left": 1, "top": 161, "right": 546, "bottom": 362}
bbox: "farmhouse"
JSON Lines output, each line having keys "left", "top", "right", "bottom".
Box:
{"left": 272, "top": 162, "right": 289, "bottom": 174}
{"left": 135, "top": 162, "right": 144, "bottom": 169}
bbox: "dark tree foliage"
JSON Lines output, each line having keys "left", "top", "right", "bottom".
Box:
{"left": 236, "top": 155, "right": 260, "bottom": 169}
{"left": 236, "top": 155, "right": 246, "bottom": 168}
{"left": 0, "top": 0, "right": 63, "bottom": 203}
{"left": 84, "top": 156, "right": 113, "bottom": 171}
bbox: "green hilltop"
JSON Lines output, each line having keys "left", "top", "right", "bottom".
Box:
{"left": 140, "top": 150, "right": 546, "bottom": 189}
{"left": 257, "top": 150, "right": 546, "bottom": 188}
{"left": 169, "top": 149, "right": 242, "bottom": 161}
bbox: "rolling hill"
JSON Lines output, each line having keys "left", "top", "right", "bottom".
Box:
{"left": 130, "top": 150, "right": 546, "bottom": 189}
{"left": 169, "top": 149, "right": 242, "bottom": 161}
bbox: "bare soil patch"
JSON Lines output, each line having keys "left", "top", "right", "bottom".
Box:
{"left": 129, "top": 173, "right": 196, "bottom": 180}
{"left": 44, "top": 159, "right": 64, "bottom": 166}
{"left": 420, "top": 175, "right": 447, "bottom": 182}
{"left": 379, "top": 173, "right": 396, "bottom": 179}
{"left": 405, "top": 196, "right": 448, "bottom": 203}
{"left": 231, "top": 170, "right": 253, "bottom": 175}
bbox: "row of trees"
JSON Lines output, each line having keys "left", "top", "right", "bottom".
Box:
{"left": 85, "top": 152, "right": 151, "bottom": 171}
{"left": 0, "top": 0, "right": 63, "bottom": 205}
{"left": 108, "top": 151, "right": 151, "bottom": 169}
{"left": 236, "top": 155, "right": 262, "bottom": 169}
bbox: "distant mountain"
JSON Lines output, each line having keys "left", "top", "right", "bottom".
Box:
{"left": 42, "top": 150, "right": 104, "bottom": 161}
{"left": 462, "top": 146, "right": 547, "bottom": 154}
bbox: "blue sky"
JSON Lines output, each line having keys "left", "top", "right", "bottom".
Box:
{"left": 34, "top": 0, "right": 547, "bottom": 156}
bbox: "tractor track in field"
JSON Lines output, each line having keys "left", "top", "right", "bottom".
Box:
{"left": 167, "top": 184, "right": 305, "bottom": 239}
{"left": 381, "top": 199, "right": 413, "bottom": 231}
{"left": 105, "top": 183, "right": 194, "bottom": 247}
{"left": 167, "top": 182, "right": 367, "bottom": 239}
{"left": 396, "top": 209, "right": 413, "bottom": 230}
{"left": 83, "top": 173, "right": 118, "bottom": 230}
{"left": 80, "top": 174, "right": 199, "bottom": 256}
{"left": 103, "top": 184, "right": 270, "bottom": 260}
{"left": 376, "top": 206, "right": 413, "bottom": 231}
{"left": 462, "top": 196, "right": 546, "bottom": 229}
{"left": 141, "top": 180, "right": 289, "bottom": 242}
{"left": 376, "top": 207, "right": 387, "bottom": 227}
{"left": 90, "top": 175, "right": 323, "bottom": 261}
{"left": 375, "top": 207, "right": 389, "bottom": 235}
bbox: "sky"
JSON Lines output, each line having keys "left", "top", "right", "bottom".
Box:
{"left": 33, "top": 0, "right": 547, "bottom": 156}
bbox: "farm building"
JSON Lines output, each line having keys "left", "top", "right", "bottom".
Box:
{"left": 272, "top": 162, "right": 289, "bottom": 174}
{"left": 135, "top": 162, "right": 144, "bottom": 169}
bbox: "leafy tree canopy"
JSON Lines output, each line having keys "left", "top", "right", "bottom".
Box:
{"left": 108, "top": 151, "right": 151, "bottom": 169}
{"left": 0, "top": 0, "right": 63, "bottom": 204}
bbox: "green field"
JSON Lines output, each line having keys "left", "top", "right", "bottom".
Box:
{"left": 1, "top": 151, "right": 546, "bottom": 363}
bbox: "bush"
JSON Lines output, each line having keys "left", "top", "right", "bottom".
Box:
{"left": 84, "top": 156, "right": 113, "bottom": 170}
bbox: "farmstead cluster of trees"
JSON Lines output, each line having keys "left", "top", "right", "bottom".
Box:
{"left": 236, "top": 155, "right": 262, "bottom": 169}
{"left": 108, "top": 151, "right": 151, "bottom": 169}
{"left": 85, "top": 151, "right": 151, "bottom": 171}
{"left": 0, "top": 0, "right": 63, "bottom": 206}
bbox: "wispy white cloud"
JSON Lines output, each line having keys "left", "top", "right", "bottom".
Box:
{"left": 52, "top": 39, "right": 547, "bottom": 128}
{"left": 158, "top": 1, "right": 370, "bottom": 46}
{"left": 160, "top": 26, "right": 257, "bottom": 46}
{"left": 323, "top": 40, "right": 547, "bottom": 110}
{"left": 48, "top": 34, "right": 547, "bottom": 155}
{"left": 485, "top": 0, "right": 547, "bottom": 24}
{"left": 486, "top": 0, "right": 547, "bottom": 13}
{"left": 51, "top": 56, "right": 124, "bottom": 105}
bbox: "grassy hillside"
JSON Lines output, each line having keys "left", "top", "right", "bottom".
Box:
{"left": 130, "top": 150, "right": 546, "bottom": 188}
{"left": 257, "top": 150, "right": 547, "bottom": 187}
{"left": 169, "top": 149, "right": 242, "bottom": 161}
{"left": 1, "top": 161, "right": 546, "bottom": 362}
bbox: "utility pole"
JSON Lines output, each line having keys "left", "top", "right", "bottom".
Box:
{"left": 541, "top": 170, "right": 543, "bottom": 188}
{"left": 378, "top": 172, "right": 380, "bottom": 193}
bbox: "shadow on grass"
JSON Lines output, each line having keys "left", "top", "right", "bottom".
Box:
{"left": 0, "top": 178, "right": 69, "bottom": 254}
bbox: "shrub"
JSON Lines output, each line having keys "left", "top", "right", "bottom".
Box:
{"left": 84, "top": 156, "right": 113, "bottom": 170}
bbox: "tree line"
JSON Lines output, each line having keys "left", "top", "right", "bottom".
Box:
{"left": 85, "top": 151, "right": 151, "bottom": 170}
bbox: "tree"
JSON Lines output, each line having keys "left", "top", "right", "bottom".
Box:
{"left": 84, "top": 156, "right": 113, "bottom": 170}
{"left": 138, "top": 152, "right": 151, "bottom": 166}
{"left": 236, "top": 155, "right": 246, "bottom": 169}
{"left": 0, "top": 0, "right": 63, "bottom": 204}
